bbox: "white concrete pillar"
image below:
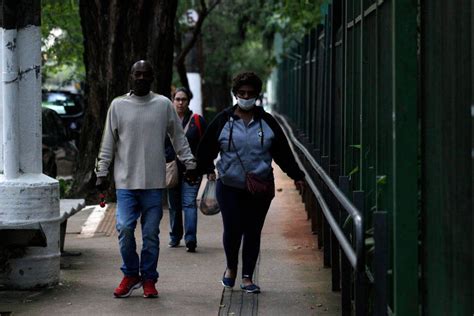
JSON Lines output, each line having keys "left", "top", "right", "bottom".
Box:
{"left": 187, "top": 72, "right": 203, "bottom": 116}
{"left": 18, "top": 26, "right": 42, "bottom": 174}
{"left": 2, "top": 29, "right": 20, "bottom": 179}
{"left": 0, "top": 1, "right": 60, "bottom": 289}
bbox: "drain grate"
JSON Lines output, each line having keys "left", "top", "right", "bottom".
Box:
{"left": 218, "top": 256, "right": 260, "bottom": 316}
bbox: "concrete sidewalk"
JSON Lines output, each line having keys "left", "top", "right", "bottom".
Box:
{"left": 0, "top": 166, "right": 340, "bottom": 315}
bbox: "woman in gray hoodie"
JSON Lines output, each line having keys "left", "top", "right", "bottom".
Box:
{"left": 196, "top": 72, "right": 305, "bottom": 293}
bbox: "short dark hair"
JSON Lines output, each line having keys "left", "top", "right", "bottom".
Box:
{"left": 173, "top": 87, "right": 193, "bottom": 100}
{"left": 231, "top": 72, "right": 262, "bottom": 95}
{"left": 130, "top": 60, "right": 153, "bottom": 74}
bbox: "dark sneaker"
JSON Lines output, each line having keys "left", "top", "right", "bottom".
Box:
{"left": 143, "top": 279, "right": 158, "bottom": 298}
{"left": 185, "top": 241, "right": 196, "bottom": 252}
{"left": 168, "top": 240, "right": 180, "bottom": 248}
{"left": 113, "top": 276, "right": 142, "bottom": 298}
{"left": 221, "top": 273, "right": 235, "bottom": 288}
{"left": 240, "top": 283, "right": 261, "bottom": 294}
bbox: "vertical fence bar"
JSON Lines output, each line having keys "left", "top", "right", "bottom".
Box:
{"left": 339, "top": 0, "right": 347, "bottom": 176}
{"left": 375, "top": 2, "right": 394, "bottom": 310}
{"left": 327, "top": 3, "right": 335, "bottom": 165}
{"left": 374, "top": 211, "right": 388, "bottom": 316}
{"left": 323, "top": 7, "right": 331, "bottom": 157}
{"left": 298, "top": 39, "right": 303, "bottom": 132}
{"left": 321, "top": 155, "right": 331, "bottom": 267}
{"left": 310, "top": 188, "right": 317, "bottom": 234}
{"left": 314, "top": 25, "right": 323, "bottom": 148}
{"left": 344, "top": 0, "right": 354, "bottom": 177}
{"left": 313, "top": 149, "right": 324, "bottom": 249}
{"left": 317, "top": 29, "right": 325, "bottom": 153}
{"left": 330, "top": 165, "right": 341, "bottom": 291}
{"left": 392, "top": 0, "right": 419, "bottom": 314}
{"left": 339, "top": 176, "right": 352, "bottom": 316}
{"left": 353, "top": 190, "right": 367, "bottom": 316}
{"left": 304, "top": 30, "right": 314, "bottom": 139}
{"left": 316, "top": 188, "right": 323, "bottom": 250}
{"left": 421, "top": 1, "right": 473, "bottom": 315}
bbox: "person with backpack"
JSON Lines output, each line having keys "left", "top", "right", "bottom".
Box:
{"left": 196, "top": 72, "right": 305, "bottom": 293}
{"left": 165, "top": 87, "right": 213, "bottom": 252}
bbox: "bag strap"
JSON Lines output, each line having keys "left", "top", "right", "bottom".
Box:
{"left": 183, "top": 114, "right": 193, "bottom": 134}
{"left": 226, "top": 115, "right": 264, "bottom": 151}
{"left": 183, "top": 113, "right": 202, "bottom": 136}
{"left": 193, "top": 114, "right": 202, "bottom": 138}
{"left": 227, "top": 117, "right": 234, "bottom": 151}
{"left": 230, "top": 137, "right": 248, "bottom": 174}
{"left": 258, "top": 119, "right": 264, "bottom": 147}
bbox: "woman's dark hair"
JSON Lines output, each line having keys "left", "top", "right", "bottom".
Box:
{"left": 231, "top": 72, "right": 263, "bottom": 95}
{"left": 173, "top": 87, "right": 193, "bottom": 100}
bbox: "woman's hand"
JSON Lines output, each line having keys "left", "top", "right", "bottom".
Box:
{"left": 207, "top": 172, "right": 217, "bottom": 181}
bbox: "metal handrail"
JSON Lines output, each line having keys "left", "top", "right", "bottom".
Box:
{"left": 274, "top": 112, "right": 364, "bottom": 272}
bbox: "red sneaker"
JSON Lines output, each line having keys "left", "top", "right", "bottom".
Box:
{"left": 113, "top": 276, "right": 142, "bottom": 298}
{"left": 143, "top": 279, "right": 158, "bottom": 298}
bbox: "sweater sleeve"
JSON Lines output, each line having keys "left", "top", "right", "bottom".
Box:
{"left": 197, "top": 115, "right": 216, "bottom": 174}
{"left": 95, "top": 102, "right": 118, "bottom": 177}
{"left": 196, "top": 112, "right": 226, "bottom": 175}
{"left": 264, "top": 113, "right": 305, "bottom": 181}
{"left": 167, "top": 102, "right": 196, "bottom": 170}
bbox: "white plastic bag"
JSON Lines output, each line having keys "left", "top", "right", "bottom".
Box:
{"left": 199, "top": 180, "right": 220, "bottom": 215}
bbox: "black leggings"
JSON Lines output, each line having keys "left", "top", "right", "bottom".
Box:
{"left": 216, "top": 180, "right": 273, "bottom": 279}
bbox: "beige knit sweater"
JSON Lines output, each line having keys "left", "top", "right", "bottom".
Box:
{"left": 95, "top": 92, "right": 196, "bottom": 189}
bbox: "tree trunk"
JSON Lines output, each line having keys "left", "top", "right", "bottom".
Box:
{"left": 71, "top": 0, "right": 178, "bottom": 200}
{"left": 202, "top": 73, "right": 232, "bottom": 113}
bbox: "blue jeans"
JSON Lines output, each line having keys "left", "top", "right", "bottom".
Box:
{"left": 116, "top": 189, "right": 163, "bottom": 281}
{"left": 168, "top": 178, "right": 201, "bottom": 244}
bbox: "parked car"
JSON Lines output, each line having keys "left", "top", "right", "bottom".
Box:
{"left": 42, "top": 107, "right": 78, "bottom": 178}
{"left": 42, "top": 90, "right": 85, "bottom": 145}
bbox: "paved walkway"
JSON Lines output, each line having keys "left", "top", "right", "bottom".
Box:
{"left": 0, "top": 166, "right": 340, "bottom": 315}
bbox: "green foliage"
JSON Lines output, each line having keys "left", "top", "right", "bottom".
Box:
{"left": 264, "top": 0, "right": 323, "bottom": 38}
{"left": 199, "top": 0, "right": 322, "bottom": 93}
{"left": 201, "top": 1, "right": 248, "bottom": 85}
{"left": 41, "top": 0, "right": 84, "bottom": 85}
{"left": 40, "top": 0, "right": 322, "bottom": 97}
{"left": 229, "top": 38, "right": 274, "bottom": 79}
{"left": 376, "top": 175, "right": 387, "bottom": 185}
{"left": 59, "top": 178, "right": 74, "bottom": 198}
{"left": 348, "top": 165, "right": 359, "bottom": 177}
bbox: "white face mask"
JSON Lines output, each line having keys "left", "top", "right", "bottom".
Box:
{"left": 237, "top": 97, "right": 256, "bottom": 111}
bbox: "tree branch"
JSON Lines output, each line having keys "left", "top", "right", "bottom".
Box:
{"left": 174, "top": 0, "right": 221, "bottom": 66}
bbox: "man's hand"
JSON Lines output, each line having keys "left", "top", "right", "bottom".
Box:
{"left": 96, "top": 176, "right": 110, "bottom": 191}
{"left": 207, "top": 172, "right": 216, "bottom": 181}
{"left": 184, "top": 169, "right": 201, "bottom": 185}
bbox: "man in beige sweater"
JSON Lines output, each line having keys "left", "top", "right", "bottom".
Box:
{"left": 95, "top": 60, "right": 198, "bottom": 298}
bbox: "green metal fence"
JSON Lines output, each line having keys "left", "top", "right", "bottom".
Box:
{"left": 421, "top": 2, "right": 473, "bottom": 316}
{"left": 273, "top": 0, "right": 472, "bottom": 315}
